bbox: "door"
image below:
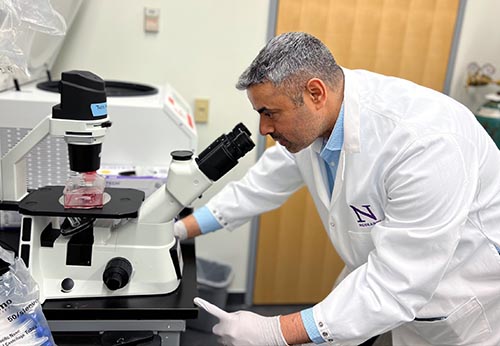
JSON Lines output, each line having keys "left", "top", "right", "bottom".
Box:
{"left": 253, "top": 0, "right": 460, "bottom": 304}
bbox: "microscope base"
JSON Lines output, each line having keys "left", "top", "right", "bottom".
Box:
{"left": 24, "top": 215, "right": 183, "bottom": 302}
{"left": 17, "top": 186, "right": 183, "bottom": 302}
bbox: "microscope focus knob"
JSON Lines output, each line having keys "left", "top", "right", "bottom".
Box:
{"left": 103, "top": 257, "right": 133, "bottom": 291}
{"left": 61, "top": 277, "right": 74, "bottom": 293}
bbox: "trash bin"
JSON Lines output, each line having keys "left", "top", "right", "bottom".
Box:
{"left": 187, "top": 257, "right": 234, "bottom": 332}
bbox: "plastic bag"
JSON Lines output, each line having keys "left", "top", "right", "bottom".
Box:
{"left": 0, "top": 247, "right": 55, "bottom": 346}
{"left": 0, "top": 0, "right": 66, "bottom": 78}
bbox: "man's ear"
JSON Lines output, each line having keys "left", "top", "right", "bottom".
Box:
{"left": 305, "top": 78, "right": 327, "bottom": 109}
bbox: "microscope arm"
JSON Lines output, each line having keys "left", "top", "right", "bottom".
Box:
{"left": 0, "top": 114, "right": 109, "bottom": 203}
{"left": 137, "top": 123, "right": 255, "bottom": 225}
{"left": 137, "top": 156, "right": 212, "bottom": 224}
{"left": 0, "top": 115, "right": 51, "bottom": 202}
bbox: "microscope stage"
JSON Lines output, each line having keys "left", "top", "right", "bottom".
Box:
{"left": 18, "top": 185, "right": 145, "bottom": 218}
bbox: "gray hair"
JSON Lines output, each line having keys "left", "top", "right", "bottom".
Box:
{"left": 236, "top": 32, "right": 343, "bottom": 105}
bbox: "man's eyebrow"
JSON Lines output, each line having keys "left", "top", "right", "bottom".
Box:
{"left": 256, "top": 107, "right": 270, "bottom": 114}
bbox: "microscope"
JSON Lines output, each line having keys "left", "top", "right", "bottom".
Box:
{"left": 0, "top": 71, "right": 254, "bottom": 303}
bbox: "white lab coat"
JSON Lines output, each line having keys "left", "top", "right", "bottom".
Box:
{"left": 205, "top": 69, "right": 500, "bottom": 345}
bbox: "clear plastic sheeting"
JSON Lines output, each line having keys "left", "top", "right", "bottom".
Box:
{"left": 0, "top": 0, "right": 66, "bottom": 79}
{"left": 0, "top": 247, "right": 55, "bottom": 346}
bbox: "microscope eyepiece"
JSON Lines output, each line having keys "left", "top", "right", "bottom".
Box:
{"left": 171, "top": 150, "right": 193, "bottom": 161}
{"left": 226, "top": 123, "right": 255, "bottom": 157}
{"left": 196, "top": 123, "right": 255, "bottom": 181}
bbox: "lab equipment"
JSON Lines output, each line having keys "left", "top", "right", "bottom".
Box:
{"left": 466, "top": 62, "right": 498, "bottom": 87}
{"left": 0, "top": 0, "right": 197, "bottom": 199}
{"left": 475, "top": 92, "right": 500, "bottom": 149}
{"left": 0, "top": 247, "right": 55, "bottom": 345}
{"left": 0, "top": 70, "right": 110, "bottom": 203}
{"left": 0, "top": 70, "right": 254, "bottom": 303}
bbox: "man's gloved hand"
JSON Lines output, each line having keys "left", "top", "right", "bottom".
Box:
{"left": 173, "top": 221, "right": 188, "bottom": 240}
{"left": 194, "top": 297, "right": 289, "bottom": 346}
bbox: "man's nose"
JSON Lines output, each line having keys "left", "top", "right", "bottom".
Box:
{"left": 259, "top": 115, "right": 274, "bottom": 136}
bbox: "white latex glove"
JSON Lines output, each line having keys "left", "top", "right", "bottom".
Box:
{"left": 173, "top": 220, "right": 188, "bottom": 240}
{"left": 194, "top": 297, "right": 289, "bottom": 346}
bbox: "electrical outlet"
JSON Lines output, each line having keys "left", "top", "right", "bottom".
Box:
{"left": 194, "top": 98, "right": 209, "bottom": 123}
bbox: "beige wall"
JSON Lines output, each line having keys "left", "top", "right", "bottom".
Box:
{"left": 448, "top": 0, "right": 500, "bottom": 111}
{"left": 53, "top": 0, "right": 271, "bottom": 292}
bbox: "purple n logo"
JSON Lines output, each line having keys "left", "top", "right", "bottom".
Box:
{"left": 350, "top": 204, "right": 377, "bottom": 223}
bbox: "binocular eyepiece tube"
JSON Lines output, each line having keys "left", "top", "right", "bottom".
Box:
{"left": 196, "top": 123, "right": 255, "bottom": 181}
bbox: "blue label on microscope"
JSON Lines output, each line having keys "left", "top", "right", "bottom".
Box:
{"left": 90, "top": 102, "right": 107, "bottom": 117}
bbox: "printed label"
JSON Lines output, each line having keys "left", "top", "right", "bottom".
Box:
{"left": 90, "top": 102, "right": 107, "bottom": 117}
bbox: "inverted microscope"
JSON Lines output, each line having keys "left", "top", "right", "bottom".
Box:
{"left": 0, "top": 70, "right": 254, "bottom": 303}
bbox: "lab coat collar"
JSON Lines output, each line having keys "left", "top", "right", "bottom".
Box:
{"left": 341, "top": 68, "right": 361, "bottom": 153}
{"left": 311, "top": 138, "right": 323, "bottom": 154}
{"left": 310, "top": 67, "right": 360, "bottom": 208}
{"left": 311, "top": 68, "right": 361, "bottom": 155}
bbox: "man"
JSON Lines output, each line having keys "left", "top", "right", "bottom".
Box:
{"left": 175, "top": 32, "right": 500, "bottom": 345}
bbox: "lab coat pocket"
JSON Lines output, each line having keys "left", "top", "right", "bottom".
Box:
{"left": 347, "top": 230, "right": 375, "bottom": 265}
{"left": 408, "top": 297, "right": 491, "bottom": 345}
